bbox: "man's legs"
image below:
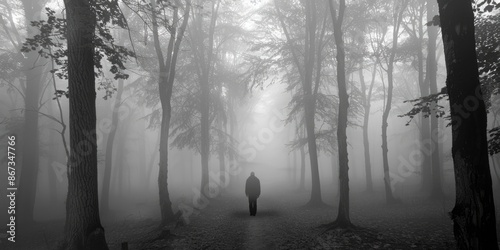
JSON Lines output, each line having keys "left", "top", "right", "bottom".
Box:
{"left": 249, "top": 198, "right": 257, "bottom": 216}
{"left": 249, "top": 198, "right": 253, "bottom": 215}
{"left": 253, "top": 199, "right": 257, "bottom": 216}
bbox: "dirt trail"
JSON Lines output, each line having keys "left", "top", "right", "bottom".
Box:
{"left": 167, "top": 191, "right": 326, "bottom": 249}
{"left": 161, "top": 190, "right": 462, "bottom": 249}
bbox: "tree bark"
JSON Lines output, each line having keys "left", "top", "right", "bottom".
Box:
{"left": 217, "top": 108, "right": 226, "bottom": 194}
{"left": 381, "top": 0, "right": 406, "bottom": 204}
{"left": 62, "top": 0, "right": 107, "bottom": 248}
{"left": 329, "top": 0, "right": 351, "bottom": 227}
{"left": 437, "top": 0, "right": 499, "bottom": 248}
{"left": 151, "top": 0, "right": 191, "bottom": 226}
{"left": 299, "top": 130, "right": 306, "bottom": 191}
{"left": 359, "top": 61, "right": 376, "bottom": 192}
{"left": 303, "top": 0, "right": 322, "bottom": 205}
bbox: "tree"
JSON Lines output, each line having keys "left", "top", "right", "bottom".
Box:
{"left": 150, "top": 0, "right": 191, "bottom": 226}
{"left": 100, "top": 78, "right": 124, "bottom": 214}
{"left": 381, "top": 0, "right": 407, "bottom": 204}
{"left": 329, "top": 0, "right": 352, "bottom": 228}
{"left": 349, "top": 1, "right": 379, "bottom": 193}
{"left": 188, "top": 0, "right": 220, "bottom": 195}
{"left": 426, "top": 0, "right": 443, "bottom": 199}
{"left": 272, "top": 0, "right": 326, "bottom": 205}
{"left": 16, "top": 0, "right": 48, "bottom": 231}
{"left": 358, "top": 61, "right": 377, "bottom": 192}
{"left": 62, "top": 0, "right": 107, "bottom": 248}
{"left": 436, "top": 0, "right": 499, "bottom": 248}
{"left": 401, "top": 0, "right": 433, "bottom": 191}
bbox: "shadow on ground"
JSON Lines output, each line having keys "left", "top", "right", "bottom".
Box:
{"left": 231, "top": 209, "right": 282, "bottom": 218}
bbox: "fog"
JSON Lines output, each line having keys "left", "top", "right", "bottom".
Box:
{"left": 0, "top": 0, "right": 499, "bottom": 249}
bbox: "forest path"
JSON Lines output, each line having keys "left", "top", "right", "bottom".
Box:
{"left": 168, "top": 189, "right": 327, "bottom": 249}
{"left": 161, "top": 189, "right": 461, "bottom": 249}
{"left": 241, "top": 195, "right": 294, "bottom": 249}
{"left": 102, "top": 188, "right": 473, "bottom": 249}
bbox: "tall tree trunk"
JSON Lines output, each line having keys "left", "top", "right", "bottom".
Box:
{"left": 189, "top": 0, "right": 219, "bottom": 196}
{"left": 217, "top": 111, "right": 226, "bottom": 194}
{"left": 100, "top": 79, "right": 124, "bottom": 214}
{"left": 47, "top": 102, "right": 58, "bottom": 203}
{"left": 303, "top": 0, "right": 322, "bottom": 205}
{"left": 293, "top": 144, "right": 297, "bottom": 186}
{"left": 437, "top": 0, "right": 499, "bottom": 248}
{"left": 381, "top": 0, "right": 406, "bottom": 204}
{"left": 427, "top": 0, "right": 443, "bottom": 199}
{"left": 330, "top": 0, "right": 351, "bottom": 227}
{"left": 274, "top": 0, "right": 321, "bottom": 202}
{"left": 299, "top": 138, "right": 306, "bottom": 191}
{"left": 151, "top": 0, "right": 191, "bottom": 226}
{"left": 417, "top": 4, "right": 432, "bottom": 192}
{"left": 113, "top": 123, "right": 127, "bottom": 198}
{"left": 200, "top": 76, "right": 210, "bottom": 193}
{"left": 227, "top": 98, "right": 237, "bottom": 190}
{"left": 62, "top": 0, "right": 107, "bottom": 248}
{"left": 359, "top": 61, "right": 376, "bottom": 192}
{"left": 17, "top": 0, "right": 46, "bottom": 231}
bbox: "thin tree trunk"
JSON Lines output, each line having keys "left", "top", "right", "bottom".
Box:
{"left": 298, "top": 124, "right": 306, "bottom": 191}
{"left": 114, "top": 128, "right": 126, "bottom": 198}
{"left": 217, "top": 112, "right": 226, "bottom": 194}
{"left": 299, "top": 143, "right": 306, "bottom": 191}
{"left": 200, "top": 77, "right": 210, "bottom": 193}
{"left": 427, "top": 0, "right": 443, "bottom": 199}
{"left": 100, "top": 79, "right": 124, "bottom": 214}
{"left": 381, "top": 0, "right": 407, "bottom": 204}
{"left": 189, "top": 0, "right": 219, "bottom": 196}
{"left": 437, "top": 0, "right": 498, "bottom": 248}
{"left": 17, "top": 0, "right": 46, "bottom": 231}
{"left": 329, "top": 0, "right": 351, "bottom": 227}
{"left": 303, "top": 0, "right": 322, "bottom": 205}
{"left": 293, "top": 144, "right": 297, "bottom": 186}
{"left": 152, "top": 0, "right": 190, "bottom": 226}
{"left": 417, "top": 4, "right": 432, "bottom": 192}
{"left": 359, "top": 62, "right": 376, "bottom": 192}
{"left": 47, "top": 102, "right": 58, "bottom": 203}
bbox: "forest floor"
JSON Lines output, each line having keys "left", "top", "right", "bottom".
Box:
{"left": 3, "top": 187, "right": 500, "bottom": 249}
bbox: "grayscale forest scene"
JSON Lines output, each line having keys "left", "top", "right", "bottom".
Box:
{"left": 0, "top": 0, "right": 499, "bottom": 249}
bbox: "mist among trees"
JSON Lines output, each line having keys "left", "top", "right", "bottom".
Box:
{"left": 0, "top": 0, "right": 499, "bottom": 249}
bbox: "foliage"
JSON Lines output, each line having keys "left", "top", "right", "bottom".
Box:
{"left": 400, "top": 11, "right": 500, "bottom": 154}
{"left": 20, "top": 2, "right": 135, "bottom": 98}
{"left": 474, "top": 0, "right": 500, "bottom": 13}
{"left": 398, "top": 92, "right": 448, "bottom": 126}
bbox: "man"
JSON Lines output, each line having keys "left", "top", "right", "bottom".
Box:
{"left": 245, "top": 172, "right": 261, "bottom": 216}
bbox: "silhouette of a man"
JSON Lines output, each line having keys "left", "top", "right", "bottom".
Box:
{"left": 245, "top": 172, "right": 261, "bottom": 216}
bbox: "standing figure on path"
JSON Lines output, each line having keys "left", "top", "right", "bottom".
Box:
{"left": 245, "top": 172, "right": 261, "bottom": 216}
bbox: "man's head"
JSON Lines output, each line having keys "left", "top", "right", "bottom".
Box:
{"left": 250, "top": 172, "right": 255, "bottom": 176}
